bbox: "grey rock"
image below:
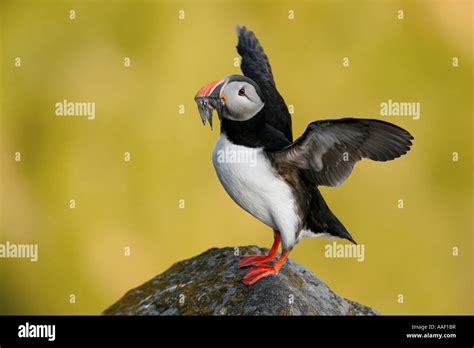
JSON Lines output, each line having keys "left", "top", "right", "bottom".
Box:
{"left": 103, "top": 246, "right": 380, "bottom": 316}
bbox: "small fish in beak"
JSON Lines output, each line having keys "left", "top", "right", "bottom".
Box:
{"left": 194, "top": 79, "right": 225, "bottom": 130}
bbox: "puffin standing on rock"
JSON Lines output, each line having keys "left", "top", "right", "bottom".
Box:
{"left": 194, "top": 26, "right": 413, "bottom": 285}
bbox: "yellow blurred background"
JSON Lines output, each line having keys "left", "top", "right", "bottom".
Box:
{"left": 0, "top": 0, "right": 472, "bottom": 315}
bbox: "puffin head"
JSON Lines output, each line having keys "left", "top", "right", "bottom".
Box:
{"left": 194, "top": 75, "right": 265, "bottom": 129}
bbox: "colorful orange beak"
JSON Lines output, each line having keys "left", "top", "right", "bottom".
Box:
{"left": 195, "top": 79, "right": 225, "bottom": 98}
{"left": 194, "top": 79, "right": 226, "bottom": 130}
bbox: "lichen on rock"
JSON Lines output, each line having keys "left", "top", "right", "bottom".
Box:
{"left": 103, "top": 246, "right": 380, "bottom": 316}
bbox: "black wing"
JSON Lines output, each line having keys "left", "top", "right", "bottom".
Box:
{"left": 236, "top": 25, "right": 293, "bottom": 142}
{"left": 271, "top": 118, "right": 414, "bottom": 187}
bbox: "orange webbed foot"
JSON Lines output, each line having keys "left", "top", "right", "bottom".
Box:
{"left": 239, "top": 254, "right": 273, "bottom": 268}
{"left": 242, "top": 252, "right": 289, "bottom": 285}
{"left": 242, "top": 264, "right": 278, "bottom": 285}
{"left": 239, "top": 234, "right": 281, "bottom": 268}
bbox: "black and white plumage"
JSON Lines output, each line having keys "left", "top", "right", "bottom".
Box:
{"left": 236, "top": 26, "right": 293, "bottom": 142}
{"left": 194, "top": 26, "right": 413, "bottom": 285}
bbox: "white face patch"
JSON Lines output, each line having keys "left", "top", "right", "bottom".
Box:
{"left": 220, "top": 81, "right": 264, "bottom": 121}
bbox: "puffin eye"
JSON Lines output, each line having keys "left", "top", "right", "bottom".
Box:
{"left": 238, "top": 87, "right": 246, "bottom": 96}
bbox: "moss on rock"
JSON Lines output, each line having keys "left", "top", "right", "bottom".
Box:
{"left": 103, "top": 246, "right": 380, "bottom": 316}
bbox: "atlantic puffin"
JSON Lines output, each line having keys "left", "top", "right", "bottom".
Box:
{"left": 194, "top": 26, "right": 413, "bottom": 285}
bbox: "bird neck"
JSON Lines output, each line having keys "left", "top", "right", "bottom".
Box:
{"left": 220, "top": 111, "right": 267, "bottom": 148}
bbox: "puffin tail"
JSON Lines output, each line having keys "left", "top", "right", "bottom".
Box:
{"left": 333, "top": 219, "right": 357, "bottom": 245}
{"left": 323, "top": 208, "right": 357, "bottom": 244}
{"left": 313, "top": 189, "right": 357, "bottom": 245}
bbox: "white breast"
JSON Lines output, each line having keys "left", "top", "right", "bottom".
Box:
{"left": 212, "top": 133, "right": 299, "bottom": 250}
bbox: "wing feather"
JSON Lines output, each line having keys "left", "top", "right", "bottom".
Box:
{"left": 271, "top": 118, "right": 414, "bottom": 187}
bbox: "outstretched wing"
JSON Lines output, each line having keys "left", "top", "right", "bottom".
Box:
{"left": 270, "top": 118, "right": 414, "bottom": 187}
{"left": 236, "top": 25, "right": 293, "bottom": 141}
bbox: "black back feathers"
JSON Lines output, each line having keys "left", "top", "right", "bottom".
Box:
{"left": 236, "top": 25, "right": 293, "bottom": 142}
